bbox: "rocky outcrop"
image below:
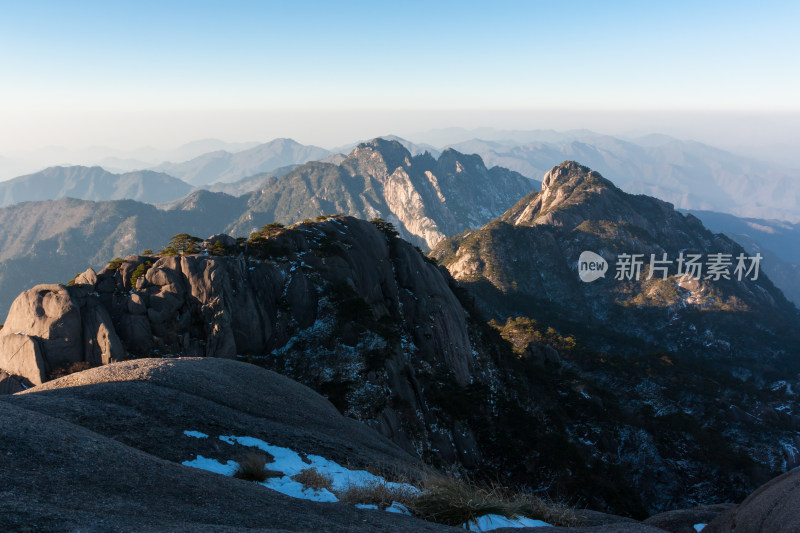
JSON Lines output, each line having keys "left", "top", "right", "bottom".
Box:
{"left": 0, "top": 216, "right": 489, "bottom": 469}
{"left": 643, "top": 504, "right": 735, "bottom": 533}
{"left": 0, "top": 283, "right": 123, "bottom": 385}
{"left": 705, "top": 469, "right": 800, "bottom": 533}
{"left": 0, "top": 358, "right": 449, "bottom": 533}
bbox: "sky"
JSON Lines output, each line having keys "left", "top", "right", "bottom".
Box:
{"left": 1, "top": 0, "right": 799, "bottom": 153}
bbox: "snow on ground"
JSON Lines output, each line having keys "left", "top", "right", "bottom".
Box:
{"left": 694, "top": 525, "right": 707, "bottom": 532}
{"left": 218, "top": 434, "right": 417, "bottom": 494}
{"left": 467, "top": 514, "right": 551, "bottom": 531}
{"left": 183, "top": 455, "right": 237, "bottom": 476}
{"left": 182, "top": 432, "right": 551, "bottom": 530}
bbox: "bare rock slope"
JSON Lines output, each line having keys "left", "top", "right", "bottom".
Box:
{"left": 705, "top": 468, "right": 800, "bottom": 533}
{"left": 0, "top": 357, "right": 450, "bottom": 532}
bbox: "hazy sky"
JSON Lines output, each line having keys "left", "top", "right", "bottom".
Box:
{"left": 1, "top": 0, "right": 799, "bottom": 152}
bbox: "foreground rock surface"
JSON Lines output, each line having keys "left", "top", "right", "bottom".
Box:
{"left": 6, "top": 357, "right": 417, "bottom": 470}
{"left": 0, "top": 358, "right": 451, "bottom": 532}
{"left": 643, "top": 504, "right": 734, "bottom": 532}
{"left": 705, "top": 468, "right": 800, "bottom": 533}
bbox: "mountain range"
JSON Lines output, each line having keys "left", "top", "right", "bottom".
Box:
{"left": 152, "top": 138, "right": 331, "bottom": 186}
{"left": 0, "top": 166, "right": 194, "bottom": 206}
{"left": 2, "top": 161, "right": 799, "bottom": 518}
{"left": 0, "top": 139, "right": 530, "bottom": 318}
{"left": 445, "top": 134, "right": 800, "bottom": 222}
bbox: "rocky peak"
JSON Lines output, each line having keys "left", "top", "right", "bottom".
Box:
{"left": 540, "top": 160, "right": 596, "bottom": 190}
{"left": 343, "top": 138, "right": 413, "bottom": 179}
{"left": 435, "top": 148, "right": 487, "bottom": 176}
{"left": 503, "top": 161, "right": 669, "bottom": 231}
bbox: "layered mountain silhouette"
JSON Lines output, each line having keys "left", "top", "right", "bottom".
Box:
{"left": 0, "top": 139, "right": 531, "bottom": 318}
{"left": 690, "top": 210, "right": 800, "bottom": 306}
{"left": 0, "top": 165, "right": 193, "bottom": 206}
{"left": 153, "top": 137, "right": 331, "bottom": 186}
{"left": 447, "top": 133, "right": 800, "bottom": 222}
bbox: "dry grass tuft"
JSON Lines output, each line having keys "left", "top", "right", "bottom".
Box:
{"left": 409, "top": 475, "right": 513, "bottom": 526}
{"left": 233, "top": 452, "right": 283, "bottom": 482}
{"left": 408, "top": 474, "right": 582, "bottom": 527}
{"left": 335, "top": 479, "right": 418, "bottom": 508}
{"left": 291, "top": 467, "right": 333, "bottom": 491}
{"left": 509, "top": 493, "right": 582, "bottom": 527}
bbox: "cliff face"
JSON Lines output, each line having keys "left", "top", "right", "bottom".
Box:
{"left": 0, "top": 216, "right": 491, "bottom": 466}
{"left": 229, "top": 139, "right": 533, "bottom": 249}
{"left": 431, "top": 162, "right": 800, "bottom": 513}
{"left": 434, "top": 161, "right": 800, "bottom": 360}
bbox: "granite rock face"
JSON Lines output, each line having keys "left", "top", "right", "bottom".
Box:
{"left": 705, "top": 469, "right": 800, "bottom": 533}
{"left": 0, "top": 216, "right": 489, "bottom": 468}
{"left": 0, "top": 283, "right": 123, "bottom": 385}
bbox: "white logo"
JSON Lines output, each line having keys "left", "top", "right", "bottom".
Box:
{"left": 578, "top": 251, "right": 607, "bottom": 282}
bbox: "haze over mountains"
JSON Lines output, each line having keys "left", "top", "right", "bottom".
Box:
{"left": 0, "top": 166, "right": 194, "bottom": 206}
{"left": 444, "top": 133, "right": 800, "bottom": 222}
{"left": 0, "top": 138, "right": 262, "bottom": 180}
{"left": 152, "top": 138, "right": 331, "bottom": 186}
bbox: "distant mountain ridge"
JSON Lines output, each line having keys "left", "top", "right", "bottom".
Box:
{"left": 445, "top": 134, "right": 800, "bottom": 222}
{"left": 689, "top": 209, "right": 800, "bottom": 306}
{"left": 0, "top": 138, "right": 530, "bottom": 316}
{"left": 153, "top": 138, "right": 331, "bottom": 186}
{"left": 227, "top": 138, "right": 533, "bottom": 248}
{"left": 0, "top": 166, "right": 193, "bottom": 206}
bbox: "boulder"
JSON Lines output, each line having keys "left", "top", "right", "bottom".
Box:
{"left": 0, "top": 284, "right": 124, "bottom": 386}
{"left": 0, "top": 334, "right": 46, "bottom": 385}
{"left": 73, "top": 268, "right": 98, "bottom": 287}
{"left": 203, "top": 233, "right": 237, "bottom": 248}
{"left": 705, "top": 469, "right": 800, "bottom": 532}
{"left": 0, "top": 284, "right": 83, "bottom": 371}
{"left": 644, "top": 504, "right": 735, "bottom": 532}
{"left": 0, "top": 370, "right": 26, "bottom": 394}
{"left": 81, "top": 301, "right": 124, "bottom": 366}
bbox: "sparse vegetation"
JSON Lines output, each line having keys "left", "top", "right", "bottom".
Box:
{"left": 141, "top": 249, "right": 153, "bottom": 255}
{"left": 129, "top": 261, "right": 152, "bottom": 289}
{"left": 408, "top": 475, "right": 581, "bottom": 527}
{"left": 105, "top": 257, "right": 124, "bottom": 272}
{"left": 370, "top": 217, "right": 399, "bottom": 238}
{"left": 206, "top": 241, "right": 227, "bottom": 256}
{"left": 334, "top": 472, "right": 581, "bottom": 528}
{"left": 233, "top": 452, "right": 282, "bottom": 482}
{"left": 291, "top": 467, "right": 333, "bottom": 491}
{"left": 48, "top": 361, "right": 92, "bottom": 380}
{"left": 158, "top": 233, "right": 202, "bottom": 256}
{"left": 335, "top": 479, "right": 417, "bottom": 508}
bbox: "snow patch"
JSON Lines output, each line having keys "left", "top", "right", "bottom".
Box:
{"left": 183, "top": 430, "right": 209, "bottom": 439}
{"left": 182, "top": 455, "right": 237, "bottom": 476}
{"left": 466, "top": 514, "right": 551, "bottom": 531}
